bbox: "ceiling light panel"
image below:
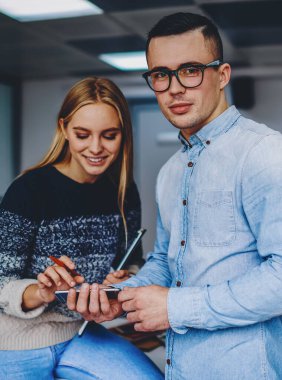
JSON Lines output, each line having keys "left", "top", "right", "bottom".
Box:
{"left": 99, "top": 51, "right": 147, "bottom": 71}
{"left": 0, "top": 0, "right": 103, "bottom": 22}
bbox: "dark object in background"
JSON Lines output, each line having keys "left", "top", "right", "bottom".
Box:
{"left": 110, "top": 322, "right": 165, "bottom": 352}
{"left": 231, "top": 76, "right": 255, "bottom": 109}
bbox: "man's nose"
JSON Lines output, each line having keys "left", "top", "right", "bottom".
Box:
{"left": 169, "top": 73, "right": 186, "bottom": 95}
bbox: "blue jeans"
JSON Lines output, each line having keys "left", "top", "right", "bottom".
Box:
{"left": 0, "top": 324, "right": 164, "bottom": 380}
{"left": 55, "top": 323, "right": 164, "bottom": 380}
{"left": 0, "top": 340, "right": 68, "bottom": 380}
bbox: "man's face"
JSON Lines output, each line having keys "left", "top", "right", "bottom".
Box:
{"left": 147, "top": 30, "right": 230, "bottom": 139}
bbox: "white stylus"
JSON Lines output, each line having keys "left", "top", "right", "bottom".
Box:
{"left": 78, "top": 228, "right": 146, "bottom": 337}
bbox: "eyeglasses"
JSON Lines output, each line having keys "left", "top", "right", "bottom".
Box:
{"left": 142, "top": 59, "right": 222, "bottom": 92}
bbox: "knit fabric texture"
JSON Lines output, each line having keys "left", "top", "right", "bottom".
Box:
{"left": 0, "top": 165, "right": 142, "bottom": 349}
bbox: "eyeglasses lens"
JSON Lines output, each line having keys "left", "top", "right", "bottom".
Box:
{"left": 147, "top": 66, "right": 203, "bottom": 91}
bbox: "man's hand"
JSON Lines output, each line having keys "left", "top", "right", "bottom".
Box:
{"left": 119, "top": 285, "right": 170, "bottom": 332}
{"left": 103, "top": 270, "right": 130, "bottom": 285}
{"left": 67, "top": 283, "right": 123, "bottom": 323}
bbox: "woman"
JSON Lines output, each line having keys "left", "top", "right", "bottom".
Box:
{"left": 0, "top": 77, "right": 163, "bottom": 379}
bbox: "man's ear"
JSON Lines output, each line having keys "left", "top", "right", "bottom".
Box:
{"left": 59, "top": 118, "right": 68, "bottom": 139}
{"left": 219, "top": 63, "right": 231, "bottom": 90}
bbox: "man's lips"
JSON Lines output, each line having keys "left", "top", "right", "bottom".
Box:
{"left": 169, "top": 103, "right": 192, "bottom": 114}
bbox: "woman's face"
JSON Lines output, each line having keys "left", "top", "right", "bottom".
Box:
{"left": 62, "top": 102, "right": 122, "bottom": 183}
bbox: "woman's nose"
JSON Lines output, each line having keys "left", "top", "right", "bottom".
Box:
{"left": 88, "top": 137, "right": 103, "bottom": 154}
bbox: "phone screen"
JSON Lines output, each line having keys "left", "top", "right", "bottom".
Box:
{"left": 55, "top": 287, "right": 120, "bottom": 303}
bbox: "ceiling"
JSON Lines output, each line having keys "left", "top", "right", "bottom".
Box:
{"left": 1, "top": 0, "right": 282, "bottom": 88}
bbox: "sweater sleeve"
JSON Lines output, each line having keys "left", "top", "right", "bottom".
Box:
{"left": 0, "top": 177, "right": 46, "bottom": 319}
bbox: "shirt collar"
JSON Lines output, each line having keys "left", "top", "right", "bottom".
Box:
{"left": 178, "top": 105, "right": 241, "bottom": 151}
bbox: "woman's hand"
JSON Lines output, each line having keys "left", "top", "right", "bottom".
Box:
{"left": 103, "top": 269, "right": 130, "bottom": 285}
{"left": 67, "top": 283, "right": 123, "bottom": 323}
{"left": 36, "top": 255, "right": 84, "bottom": 303}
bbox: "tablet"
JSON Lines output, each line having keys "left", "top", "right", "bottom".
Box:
{"left": 55, "top": 286, "right": 120, "bottom": 303}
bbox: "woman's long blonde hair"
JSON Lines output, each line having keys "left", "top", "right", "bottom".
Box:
{"left": 25, "top": 77, "right": 133, "bottom": 244}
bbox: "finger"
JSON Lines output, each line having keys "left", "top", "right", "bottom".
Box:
{"left": 121, "top": 300, "right": 136, "bottom": 312}
{"left": 99, "top": 289, "right": 111, "bottom": 315}
{"left": 59, "top": 255, "right": 76, "bottom": 271}
{"left": 37, "top": 273, "right": 52, "bottom": 287}
{"left": 67, "top": 288, "right": 77, "bottom": 311}
{"left": 76, "top": 283, "right": 90, "bottom": 314}
{"left": 113, "top": 270, "right": 128, "bottom": 278}
{"left": 53, "top": 266, "right": 76, "bottom": 287}
{"left": 104, "top": 273, "right": 116, "bottom": 283}
{"left": 37, "top": 281, "right": 48, "bottom": 290}
{"left": 44, "top": 266, "right": 63, "bottom": 287}
{"left": 102, "top": 278, "right": 112, "bottom": 285}
{"left": 126, "top": 311, "right": 141, "bottom": 324}
{"left": 110, "top": 276, "right": 130, "bottom": 284}
{"left": 74, "top": 275, "right": 85, "bottom": 284}
{"left": 118, "top": 287, "right": 136, "bottom": 302}
{"left": 88, "top": 284, "right": 100, "bottom": 316}
{"left": 134, "top": 322, "right": 147, "bottom": 332}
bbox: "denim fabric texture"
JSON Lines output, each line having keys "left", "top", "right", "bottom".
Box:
{"left": 0, "top": 340, "right": 69, "bottom": 380}
{"left": 0, "top": 324, "right": 163, "bottom": 380}
{"left": 117, "top": 106, "right": 282, "bottom": 380}
{"left": 55, "top": 323, "right": 164, "bottom": 380}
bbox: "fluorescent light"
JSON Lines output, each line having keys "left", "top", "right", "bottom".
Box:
{"left": 0, "top": 0, "right": 103, "bottom": 22}
{"left": 99, "top": 51, "right": 147, "bottom": 71}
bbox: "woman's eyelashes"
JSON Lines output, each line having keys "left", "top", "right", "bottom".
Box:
{"left": 103, "top": 134, "right": 118, "bottom": 140}
{"left": 76, "top": 133, "right": 89, "bottom": 140}
{"left": 75, "top": 133, "right": 119, "bottom": 140}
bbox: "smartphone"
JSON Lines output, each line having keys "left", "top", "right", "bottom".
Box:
{"left": 55, "top": 286, "right": 120, "bottom": 303}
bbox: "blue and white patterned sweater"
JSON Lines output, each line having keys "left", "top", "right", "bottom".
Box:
{"left": 0, "top": 165, "right": 143, "bottom": 349}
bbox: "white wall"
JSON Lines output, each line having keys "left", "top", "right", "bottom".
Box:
{"left": 20, "top": 77, "right": 282, "bottom": 253}
{"left": 21, "top": 78, "right": 79, "bottom": 169}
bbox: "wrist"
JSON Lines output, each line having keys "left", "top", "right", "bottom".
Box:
{"left": 22, "top": 284, "right": 45, "bottom": 311}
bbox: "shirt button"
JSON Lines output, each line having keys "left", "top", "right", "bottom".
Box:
{"left": 181, "top": 240, "right": 185, "bottom": 246}
{"left": 187, "top": 161, "right": 193, "bottom": 167}
{"left": 166, "top": 359, "right": 171, "bottom": 365}
{"left": 176, "top": 281, "right": 182, "bottom": 287}
{"left": 206, "top": 140, "right": 211, "bottom": 145}
{"left": 182, "top": 199, "right": 187, "bottom": 206}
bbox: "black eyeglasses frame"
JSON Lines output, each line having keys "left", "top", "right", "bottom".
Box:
{"left": 142, "top": 59, "right": 223, "bottom": 92}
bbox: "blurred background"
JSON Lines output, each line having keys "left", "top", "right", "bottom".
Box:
{"left": 1, "top": 0, "right": 282, "bottom": 253}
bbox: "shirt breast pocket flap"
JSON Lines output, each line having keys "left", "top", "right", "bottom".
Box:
{"left": 193, "top": 191, "right": 236, "bottom": 247}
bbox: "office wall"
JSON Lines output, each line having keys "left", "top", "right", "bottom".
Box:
{"left": 0, "top": 83, "right": 14, "bottom": 197}
{"left": 21, "top": 77, "right": 282, "bottom": 252}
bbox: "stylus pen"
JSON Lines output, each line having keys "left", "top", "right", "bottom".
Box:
{"left": 78, "top": 228, "right": 147, "bottom": 337}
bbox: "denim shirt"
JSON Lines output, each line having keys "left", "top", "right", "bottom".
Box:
{"left": 119, "top": 106, "right": 282, "bottom": 379}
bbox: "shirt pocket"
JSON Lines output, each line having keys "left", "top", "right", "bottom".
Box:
{"left": 192, "top": 191, "right": 236, "bottom": 246}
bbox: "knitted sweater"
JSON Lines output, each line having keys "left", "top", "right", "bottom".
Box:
{"left": 0, "top": 165, "right": 143, "bottom": 350}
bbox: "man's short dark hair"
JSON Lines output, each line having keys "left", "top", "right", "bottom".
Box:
{"left": 146, "top": 12, "right": 223, "bottom": 61}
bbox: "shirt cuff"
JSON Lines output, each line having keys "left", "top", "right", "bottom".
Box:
{"left": 168, "top": 286, "right": 203, "bottom": 334}
{"left": 1, "top": 279, "right": 47, "bottom": 319}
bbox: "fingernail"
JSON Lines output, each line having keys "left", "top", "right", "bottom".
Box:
{"left": 70, "top": 281, "right": 76, "bottom": 287}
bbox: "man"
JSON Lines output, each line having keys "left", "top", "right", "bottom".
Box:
{"left": 70, "top": 12, "right": 282, "bottom": 379}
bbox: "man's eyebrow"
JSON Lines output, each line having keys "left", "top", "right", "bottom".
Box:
{"left": 150, "top": 66, "right": 170, "bottom": 71}
{"left": 150, "top": 61, "right": 204, "bottom": 71}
